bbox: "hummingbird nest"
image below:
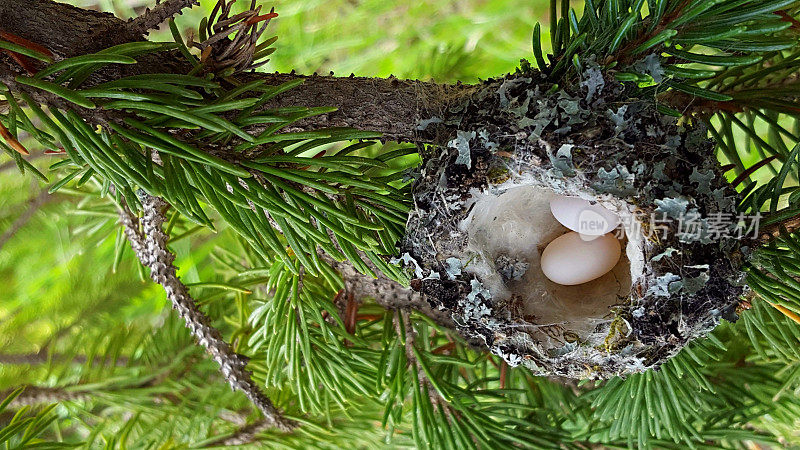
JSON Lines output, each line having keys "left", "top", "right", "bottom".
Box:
{"left": 400, "top": 66, "right": 748, "bottom": 379}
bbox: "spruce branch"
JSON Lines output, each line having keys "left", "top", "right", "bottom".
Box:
{"left": 2, "top": 47, "right": 421, "bottom": 291}
{"left": 0, "top": 381, "right": 255, "bottom": 425}
{"left": 0, "top": 0, "right": 142, "bottom": 58}
{"left": 0, "top": 2, "right": 451, "bottom": 285}
{"left": 127, "top": 0, "right": 201, "bottom": 37}
{"left": 759, "top": 217, "right": 800, "bottom": 242}
{"left": 0, "top": 67, "right": 119, "bottom": 128}
{"left": 118, "top": 192, "right": 296, "bottom": 432}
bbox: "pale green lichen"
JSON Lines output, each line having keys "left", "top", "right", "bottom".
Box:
{"left": 450, "top": 130, "right": 476, "bottom": 168}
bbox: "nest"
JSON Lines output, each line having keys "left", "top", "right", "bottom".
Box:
{"left": 400, "top": 67, "right": 748, "bottom": 379}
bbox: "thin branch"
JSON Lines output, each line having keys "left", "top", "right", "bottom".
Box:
{"left": 202, "top": 419, "right": 273, "bottom": 447}
{"left": 0, "top": 0, "right": 142, "bottom": 59}
{"left": 0, "top": 0, "right": 476, "bottom": 146}
{"left": 0, "top": 189, "right": 50, "bottom": 252}
{"left": 0, "top": 352, "right": 128, "bottom": 366}
{"left": 396, "top": 309, "right": 446, "bottom": 409}
{"left": 1, "top": 384, "right": 255, "bottom": 436}
{"left": 758, "top": 218, "right": 800, "bottom": 242}
{"left": 0, "top": 154, "right": 45, "bottom": 174}
{"left": 118, "top": 192, "right": 296, "bottom": 432}
{"left": 3, "top": 386, "right": 91, "bottom": 408}
{"left": 126, "top": 0, "right": 200, "bottom": 37}
{"left": 0, "top": 353, "right": 49, "bottom": 365}
{"left": 0, "top": 160, "right": 15, "bottom": 173}
{"left": 322, "top": 253, "right": 456, "bottom": 330}
{"left": 0, "top": 67, "right": 122, "bottom": 128}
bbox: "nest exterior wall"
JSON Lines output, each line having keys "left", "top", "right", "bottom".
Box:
{"left": 401, "top": 68, "right": 747, "bottom": 379}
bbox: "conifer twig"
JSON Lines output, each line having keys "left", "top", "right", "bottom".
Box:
{"left": 202, "top": 419, "right": 273, "bottom": 447}
{"left": 759, "top": 219, "right": 800, "bottom": 242}
{"left": 118, "top": 192, "right": 296, "bottom": 432}
{"left": 396, "top": 310, "right": 446, "bottom": 408}
{"left": 323, "top": 254, "right": 456, "bottom": 330}
{"left": 0, "top": 352, "right": 128, "bottom": 366}
{"left": 127, "top": 0, "right": 201, "bottom": 37}
{"left": 1, "top": 386, "right": 91, "bottom": 408}
{"left": 0, "top": 383, "right": 255, "bottom": 428}
{"left": 0, "top": 189, "right": 51, "bottom": 252}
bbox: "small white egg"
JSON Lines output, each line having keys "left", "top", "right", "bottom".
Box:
{"left": 540, "top": 232, "right": 621, "bottom": 286}
{"left": 550, "top": 195, "right": 620, "bottom": 237}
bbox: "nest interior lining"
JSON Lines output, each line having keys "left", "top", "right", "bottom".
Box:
{"left": 461, "top": 184, "right": 641, "bottom": 342}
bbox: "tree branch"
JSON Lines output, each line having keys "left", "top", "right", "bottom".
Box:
{"left": 758, "top": 215, "right": 800, "bottom": 242}
{"left": 0, "top": 0, "right": 475, "bottom": 145}
{"left": 0, "top": 0, "right": 140, "bottom": 58}
{"left": 396, "top": 310, "right": 453, "bottom": 413}
{"left": 118, "top": 193, "right": 296, "bottom": 432}
{"left": 242, "top": 72, "right": 475, "bottom": 144}
{"left": 0, "top": 0, "right": 474, "bottom": 325}
{"left": 127, "top": 0, "right": 200, "bottom": 37}
{"left": 1, "top": 383, "right": 257, "bottom": 436}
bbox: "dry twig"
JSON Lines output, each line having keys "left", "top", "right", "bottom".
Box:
{"left": 127, "top": 0, "right": 201, "bottom": 36}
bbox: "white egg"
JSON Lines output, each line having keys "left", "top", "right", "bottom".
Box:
{"left": 550, "top": 195, "right": 620, "bottom": 237}
{"left": 540, "top": 232, "right": 621, "bottom": 286}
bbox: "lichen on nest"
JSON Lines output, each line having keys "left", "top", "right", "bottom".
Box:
{"left": 400, "top": 65, "right": 747, "bottom": 379}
